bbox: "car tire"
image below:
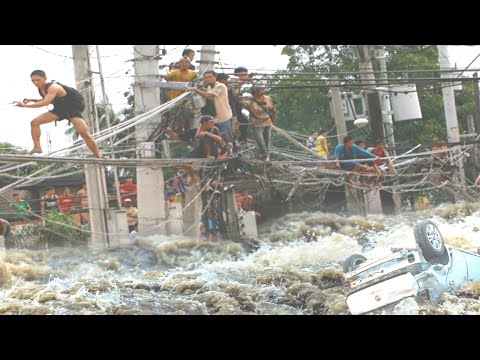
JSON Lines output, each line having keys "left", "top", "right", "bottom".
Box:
{"left": 414, "top": 220, "right": 445, "bottom": 261}
{"left": 343, "top": 254, "right": 367, "bottom": 273}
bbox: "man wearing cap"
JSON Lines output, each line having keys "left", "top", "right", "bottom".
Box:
{"left": 189, "top": 71, "right": 234, "bottom": 146}
{"left": 316, "top": 129, "right": 329, "bottom": 160}
{"left": 241, "top": 85, "right": 277, "bottom": 161}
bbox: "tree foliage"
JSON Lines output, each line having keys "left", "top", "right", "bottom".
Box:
{"left": 271, "top": 45, "right": 476, "bottom": 151}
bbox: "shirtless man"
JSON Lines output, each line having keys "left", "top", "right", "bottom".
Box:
{"left": 15, "top": 70, "right": 100, "bottom": 157}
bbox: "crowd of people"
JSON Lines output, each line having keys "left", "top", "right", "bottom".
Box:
{"left": 163, "top": 52, "right": 277, "bottom": 181}
{"left": 0, "top": 177, "right": 140, "bottom": 240}
{"left": 305, "top": 130, "right": 399, "bottom": 186}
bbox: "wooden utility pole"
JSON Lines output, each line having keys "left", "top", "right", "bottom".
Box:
{"left": 133, "top": 45, "right": 165, "bottom": 233}
{"left": 72, "top": 45, "right": 109, "bottom": 248}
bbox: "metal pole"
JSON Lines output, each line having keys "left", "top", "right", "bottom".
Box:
{"left": 96, "top": 45, "right": 122, "bottom": 209}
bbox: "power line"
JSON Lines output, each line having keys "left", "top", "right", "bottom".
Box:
{"left": 29, "top": 45, "right": 72, "bottom": 59}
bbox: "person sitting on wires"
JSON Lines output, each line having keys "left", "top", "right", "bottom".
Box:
{"left": 334, "top": 135, "right": 380, "bottom": 184}
{"left": 166, "top": 115, "right": 227, "bottom": 183}
{"left": 369, "top": 139, "right": 397, "bottom": 175}
{"left": 355, "top": 139, "right": 381, "bottom": 186}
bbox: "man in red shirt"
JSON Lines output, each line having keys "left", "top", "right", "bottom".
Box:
{"left": 58, "top": 187, "right": 76, "bottom": 213}
{"left": 120, "top": 176, "right": 137, "bottom": 205}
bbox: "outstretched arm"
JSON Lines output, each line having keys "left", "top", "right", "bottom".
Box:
{"left": 188, "top": 87, "right": 216, "bottom": 98}
{"left": 16, "top": 84, "right": 61, "bottom": 108}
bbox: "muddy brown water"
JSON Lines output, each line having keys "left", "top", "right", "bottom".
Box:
{"left": 0, "top": 202, "right": 479, "bottom": 315}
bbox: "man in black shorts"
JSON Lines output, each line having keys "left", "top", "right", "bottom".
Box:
{"left": 15, "top": 70, "right": 101, "bottom": 157}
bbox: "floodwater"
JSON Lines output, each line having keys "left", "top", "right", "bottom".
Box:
{"left": 1, "top": 202, "right": 480, "bottom": 315}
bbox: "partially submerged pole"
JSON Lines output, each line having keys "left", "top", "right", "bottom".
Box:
{"left": 133, "top": 45, "right": 166, "bottom": 233}
{"left": 72, "top": 45, "right": 109, "bottom": 248}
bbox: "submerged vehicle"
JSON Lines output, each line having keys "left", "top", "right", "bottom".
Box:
{"left": 343, "top": 220, "right": 480, "bottom": 315}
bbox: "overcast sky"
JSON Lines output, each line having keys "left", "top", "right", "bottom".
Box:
{"left": 1, "top": 45, "right": 478, "bottom": 153}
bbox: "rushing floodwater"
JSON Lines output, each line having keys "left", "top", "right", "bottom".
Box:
{"left": 1, "top": 202, "right": 480, "bottom": 315}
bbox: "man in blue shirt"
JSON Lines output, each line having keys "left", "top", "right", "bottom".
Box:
{"left": 335, "top": 136, "right": 379, "bottom": 182}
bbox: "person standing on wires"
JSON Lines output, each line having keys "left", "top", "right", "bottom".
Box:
{"left": 15, "top": 70, "right": 101, "bottom": 157}
{"left": 240, "top": 84, "right": 277, "bottom": 161}
{"left": 316, "top": 128, "right": 329, "bottom": 160}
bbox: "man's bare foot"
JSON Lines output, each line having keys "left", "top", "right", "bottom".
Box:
{"left": 29, "top": 147, "right": 43, "bottom": 155}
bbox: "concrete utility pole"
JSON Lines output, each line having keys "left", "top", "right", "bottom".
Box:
{"left": 180, "top": 44, "right": 218, "bottom": 240}
{"left": 96, "top": 45, "right": 122, "bottom": 210}
{"left": 438, "top": 45, "right": 460, "bottom": 143}
{"left": 356, "top": 45, "right": 385, "bottom": 142}
{"left": 198, "top": 45, "right": 217, "bottom": 75}
{"left": 473, "top": 72, "right": 480, "bottom": 133}
{"left": 377, "top": 48, "right": 396, "bottom": 153}
{"left": 331, "top": 76, "right": 348, "bottom": 144}
{"left": 330, "top": 76, "right": 361, "bottom": 215}
{"left": 325, "top": 46, "right": 361, "bottom": 215}
{"left": 72, "top": 45, "right": 109, "bottom": 248}
{"left": 355, "top": 45, "right": 383, "bottom": 214}
{"left": 467, "top": 115, "right": 478, "bottom": 172}
{"left": 133, "top": 45, "right": 165, "bottom": 234}
{"left": 437, "top": 45, "right": 466, "bottom": 200}
{"left": 96, "top": 45, "right": 129, "bottom": 247}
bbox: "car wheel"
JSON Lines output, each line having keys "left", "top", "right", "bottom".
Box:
{"left": 343, "top": 254, "right": 367, "bottom": 273}
{"left": 414, "top": 220, "right": 445, "bottom": 261}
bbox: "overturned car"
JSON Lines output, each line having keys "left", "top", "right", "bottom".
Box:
{"left": 343, "top": 220, "right": 480, "bottom": 315}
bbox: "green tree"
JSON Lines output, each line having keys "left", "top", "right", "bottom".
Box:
{"left": 273, "top": 45, "right": 457, "bottom": 150}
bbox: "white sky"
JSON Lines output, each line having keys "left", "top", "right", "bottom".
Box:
{"left": 0, "top": 45, "right": 478, "bottom": 153}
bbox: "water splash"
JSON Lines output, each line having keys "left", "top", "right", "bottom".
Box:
{"left": 0, "top": 202, "right": 478, "bottom": 314}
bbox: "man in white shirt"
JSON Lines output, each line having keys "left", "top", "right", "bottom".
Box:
{"left": 189, "top": 71, "right": 234, "bottom": 146}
